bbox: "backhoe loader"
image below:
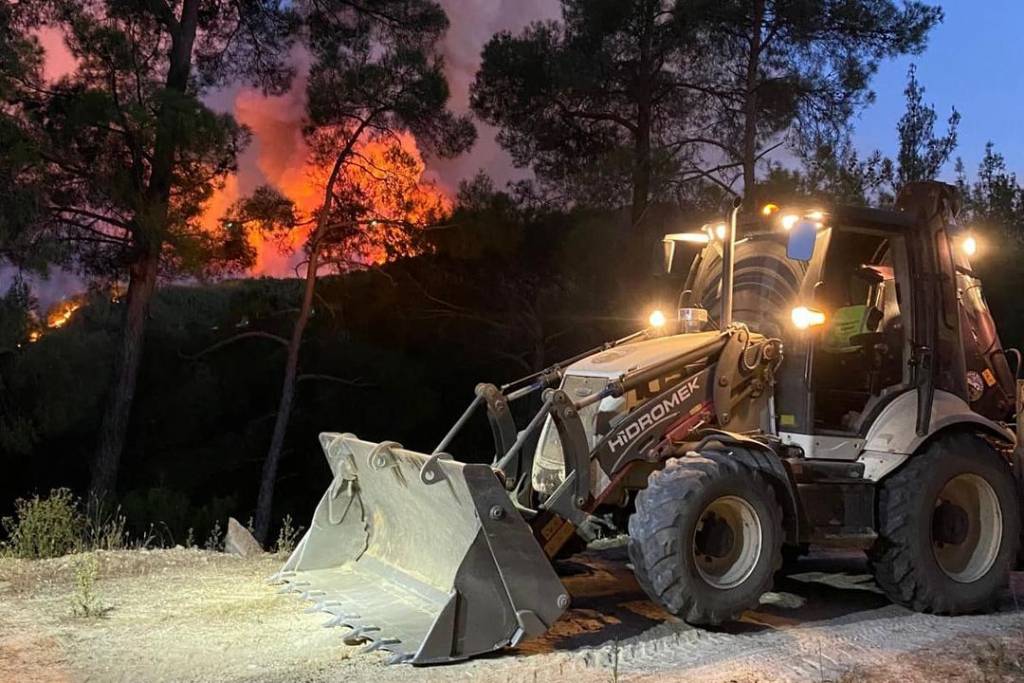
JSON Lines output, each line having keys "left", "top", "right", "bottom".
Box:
{"left": 273, "top": 181, "right": 1024, "bottom": 664}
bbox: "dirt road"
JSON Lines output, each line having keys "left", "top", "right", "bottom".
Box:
{"left": 1, "top": 546, "right": 1022, "bottom": 682}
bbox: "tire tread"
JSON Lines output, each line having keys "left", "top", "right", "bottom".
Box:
{"left": 629, "top": 451, "right": 783, "bottom": 624}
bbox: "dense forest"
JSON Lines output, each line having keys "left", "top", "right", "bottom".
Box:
{"left": 3, "top": 0, "right": 1024, "bottom": 546}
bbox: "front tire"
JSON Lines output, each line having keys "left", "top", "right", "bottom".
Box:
{"left": 870, "top": 433, "right": 1021, "bottom": 614}
{"left": 628, "top": 452, "right": 783, "bottom": 624}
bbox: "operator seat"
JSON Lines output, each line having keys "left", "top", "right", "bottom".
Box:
{"left": 814, "top": 264, "right": 896, "bottom": 431}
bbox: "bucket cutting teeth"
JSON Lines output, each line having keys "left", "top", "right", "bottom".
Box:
{"left": 266, "top": 570, "right": 297, "bottom": 585}
{"left": 343, "top": 625, "right": 380, "bottom": 645}
{"left": 305, "top": 600, "right": 342, "bottom": 613}
{"left": 362, "top": 638, "right": 400, "bottom": 654}
{"left": 322, "top": 612, "right": 361, "bottom": 628}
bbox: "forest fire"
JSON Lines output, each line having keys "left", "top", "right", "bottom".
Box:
{"left": 46, "top": 300, "right": 80, "bottom": 329}
{"left": 21, "top": 298, "right": 82, "bottom": 344}
{"left": 203, "top": 88, "right": 452, "bottom": 277}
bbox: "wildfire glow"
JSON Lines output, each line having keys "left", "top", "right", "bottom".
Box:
{"left": 201, "top": 87, "right": 452, "bottom": 278}
{"left": 339, "top": 132, "right": 452, "bottom": 266}
{"left": 47, "top": 301, "right": 80, "bottom": 329}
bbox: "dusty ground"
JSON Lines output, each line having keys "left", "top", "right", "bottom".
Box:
{"left": 1, "top": 546, "right": 1022, "bottom": 682}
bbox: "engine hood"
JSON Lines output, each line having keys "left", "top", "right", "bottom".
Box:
{"left": 565, "top": 331, "right": 724, "bottom": 379}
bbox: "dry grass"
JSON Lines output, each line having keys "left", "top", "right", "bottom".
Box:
{"left": 2, "top": 547, "right": 1022, "bottom": 683}
{"left": 0, "top": 549, "right": 375, "bottom": 683}
{"left": 970, "top": 637, "right": 1024, "bottom": 680}
{"left": 829, "top": 634, "right": 1024, "bottom": 682}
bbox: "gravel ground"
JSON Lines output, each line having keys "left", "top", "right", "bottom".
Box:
{"left": 1, "top": 547, "right": 1022, "bottom": 682}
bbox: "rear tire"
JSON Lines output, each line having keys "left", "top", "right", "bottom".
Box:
{"left": 869, "top": 433, "right": 1021, "bottom": 614}
{"left": 628, "top": 452, "right": 783, "bottom": 624}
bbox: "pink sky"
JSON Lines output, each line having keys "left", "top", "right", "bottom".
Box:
{"left": 36, "top": 2, "right": 561, "bottom": 191}
{"left": 12, "top": 4, "right": 562, "bottom": 301}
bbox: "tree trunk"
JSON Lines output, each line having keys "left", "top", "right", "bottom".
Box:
{"left": 254, "top": 241, "right": 322, "bottom": 543}
{"left": 90, "top": 250, "right": 160, "bottom": 498}
{"left": 632, "top": 104, "right": 652, "bottom": 227}
{"left": 253, "top": 118, "right": 372, "bottom": 544}
{"left": 631, "top": 0, "right": 654, "bottom": 228}
{"left": 741, "top": 0, "right": 765, "bottom": 206}
{"left": 89, "top": 0, "right": 201, "bottom": 501}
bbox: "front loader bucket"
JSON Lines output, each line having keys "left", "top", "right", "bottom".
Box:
{"left": 274, "top": 433, "right": 569, "bottom": 664}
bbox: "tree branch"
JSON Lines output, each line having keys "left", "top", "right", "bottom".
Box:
{"left": 180, "top": 331, "right": 288, "bottom": 360}
{"left": 146, "top": 0, "right": 180, "bottom": 31}
{"left": 296, "top": 373, "right": 372, "bottom": 388}
{"left": 50, "top": 205, "right": 133, "bottom": 231}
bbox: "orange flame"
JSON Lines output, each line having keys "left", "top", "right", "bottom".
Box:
{"left": 201, "top": 86, "right": 451, "bottom": 277}
{"left": 46, "top": 300, "right": 80, "bottom": 329}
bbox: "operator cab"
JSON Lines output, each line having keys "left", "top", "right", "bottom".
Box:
{"left": 809, "top": 228, "right": 909, "bottom": 434}
{"left": 677, "top": 212, "right": 911, "bottom": 436}
{"left": 670, "top": 199, "right": 1014, "bottom": 460}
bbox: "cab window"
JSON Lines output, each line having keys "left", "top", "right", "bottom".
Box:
{"left": 811, "top": 229, "right": 907, "bottom": 432}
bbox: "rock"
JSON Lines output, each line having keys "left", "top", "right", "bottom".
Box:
{"left": 223, "top": 517, "right": 263, "bottom": 557}
{"left": 759, "top": 591, "right": 807, "bottom": 610}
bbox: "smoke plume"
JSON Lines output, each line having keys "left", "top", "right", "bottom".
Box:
{"left": 5, "top": 2, "right": 562, "bottom": 299}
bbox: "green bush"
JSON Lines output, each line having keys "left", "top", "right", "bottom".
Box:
{"left": 274, "top": 514, "right": 301, "bottom": 554}
{"left": 1, "top": 488, "right": 84, "bottom": 559}
{"left": 69, "top": 553, "right": 110, "bottom": 618}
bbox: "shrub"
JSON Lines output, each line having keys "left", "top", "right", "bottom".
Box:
{"left": 69, "top": 553, "right": 109, "bottom": 618}
{"left": 204, "top": 520, "right": 223, "bottom": 551}
{"left": 83, "top": 499, "right": 128, "bottom": 552}
{"left": 274, "top": 514, "right": 302, "bottom": 554}
{"left": 1, "top": 489, "right": 84, "bottom": 559}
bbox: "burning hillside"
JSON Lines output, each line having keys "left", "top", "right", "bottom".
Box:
{"left": 21, "top": 295, "right": 85, "bottom": 345}
{"left": 46, "top": 299, "right": 81, "bottom": 329}
{"left": 203, "top": 85, "right": 451, "bottom": 278}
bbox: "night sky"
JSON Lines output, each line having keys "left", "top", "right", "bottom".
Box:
{"left": 29, "top": 0, "right": 1024, "bottom": 202}
{"left": 435, "top": 0, "right": 1024, "bottom": 188}
{"left": 8, "top": 0, "right": 1021, "bottom": 305}
{"left": 852, "top": 0, "right": 1023, "bottom": 180}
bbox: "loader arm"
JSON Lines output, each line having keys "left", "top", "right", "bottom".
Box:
{"left": 537, "top": 326, "right": 781, "bottom": 556}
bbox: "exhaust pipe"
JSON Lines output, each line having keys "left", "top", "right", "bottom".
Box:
{"left": 720, "top": 197, "right": 742, "bottom": 328}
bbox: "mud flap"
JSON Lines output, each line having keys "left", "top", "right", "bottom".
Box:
{"left": 273, "top": 433, "right": 569, "bottom": 664}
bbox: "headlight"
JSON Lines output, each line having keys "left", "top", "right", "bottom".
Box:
{"left": 791, "top": 306, "right": 826, "bottom": 330}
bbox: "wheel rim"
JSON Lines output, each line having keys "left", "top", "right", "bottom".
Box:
{"left": 692, "top": 495, "right": 763, "bottom": 589}
{"left": 931, "top": 473, "right": 1003, "bottom": 583}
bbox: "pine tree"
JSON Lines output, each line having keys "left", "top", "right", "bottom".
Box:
{"left": 896, "top": 64, "right": 960, "bottom": 185}
{"left": 248, "top": 0, "right": 475, "bottom": 542}
{"left": 14, "top": 0, "right": 298, "bottom": 498}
